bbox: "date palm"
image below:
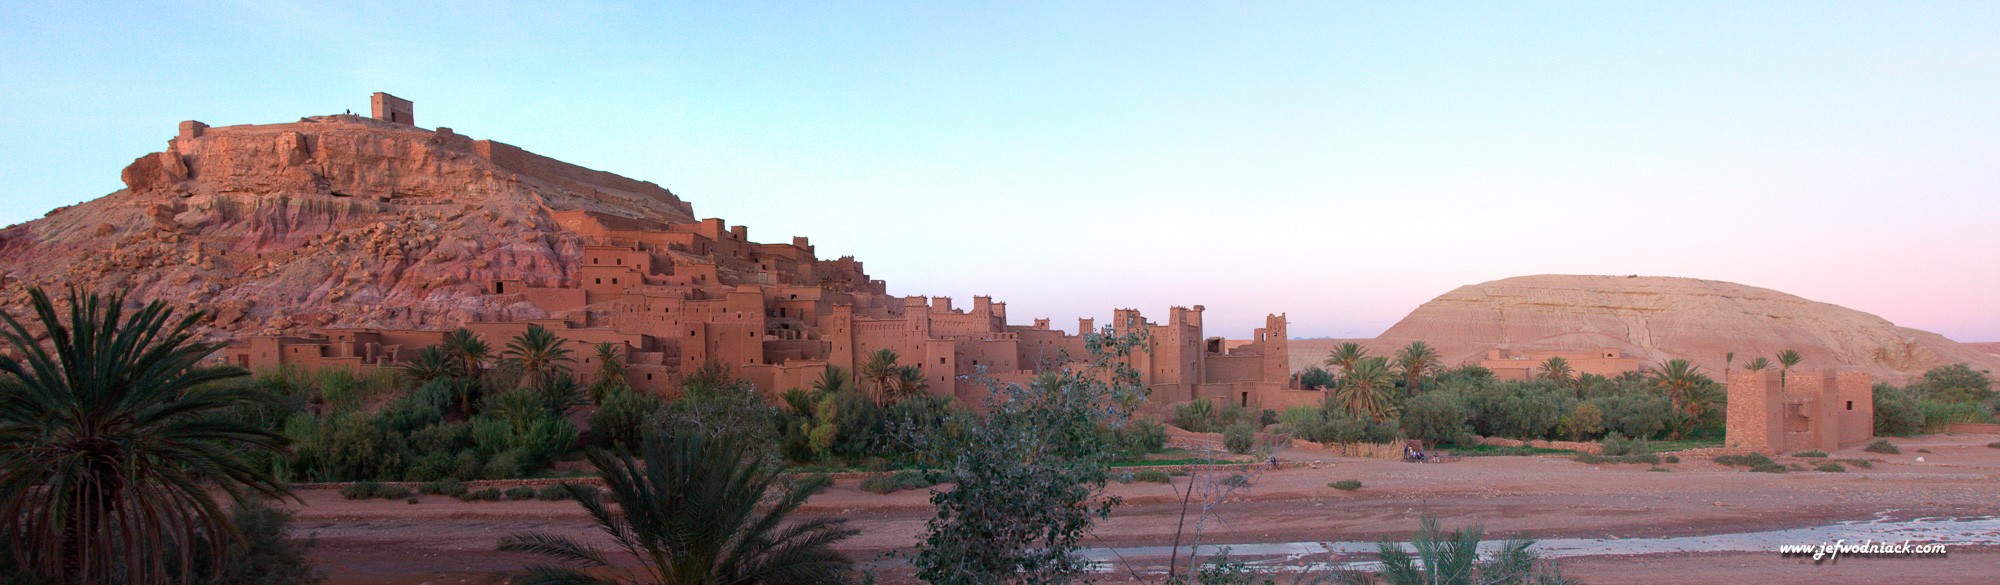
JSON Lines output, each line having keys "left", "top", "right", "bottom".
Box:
{"left": 501, "top": 324, "right": 574, "bottom": 388}
{"left": 859, "top": 349, "right": 901, "bottom": 406}
{"left": 811, "top": 366, "right": 853, "bottom": 395}
{"left": 590, "top": 341, "right": 628, "bottom": 403}
{"left": 1743, "top": 356, "right": 1771, "bottom": 372}
{"left": 1538, "top": 356, "right": 1574, "bottom": 387}
{"left": 1323, "top": 342, "right": 1369, "bottom": 381}
{"left": 1723, "top": 352, "right": 1735, "bottom": 384}
{"left": 889, "top": 365, "right": 931, "bottom": 403}
{"left": 498, "top": 431, "right": 857, "bottom": 584}
{"left": 1340, "top": 514, "right": 1575, "bottom": 585}
{"left": 1647, "top": 359, "right": 1710, "bottom": 421}
{"left": 1334, "top": 357, "right": 1399, "bottom": 421}
{"left": 1392, "top": 341, "right": 1440, "bottom": 395}
{"left": 442, "top": 328, "right": 490, "bottom": 380}
{"left": 0, "top": 288, "right": 291, "bottom": 584}
{"left": 1777, "top": 349, "right": 1803, "bottom": 393}
{"left": 403, "top": 344, "right": 461, "bottom": 384}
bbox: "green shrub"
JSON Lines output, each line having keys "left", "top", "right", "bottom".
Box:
{"left": 1259, "top": 409, "right": 1280, "bottom": 427}
{"left": 1864, "top": 439, "right": 1900, "bottom": 454}
{"left": 1557, "top": 402, "right": 1605, "bottom": 441}
{"left": 1133, "top": 470, "right": 1172, "bottom": 484}
{"left": 1173, "top": 400, "right": 1220, "bottom": 433}
{"left": 459, "top": 487, "right": 503, "bottom": 502}
{"left": 1815, "top": 462, "right": 1847, "bottom": 472}
{"left": 1590, "top": 391, "right": 1674, "bottom": 440}
{"left": 339, "top": 481, "right": 411, "bottom": 500}
{"left": 1220, "top": 474, "right": 1250, "bottom": 488}
{"left": 1714, "top": 453, "right": 1776, "bottom": 468}
{"left": 1837, "top": 458, "right": 1874, "bottom": 469}
{"left": 1987, "top": 441, "right": 2000, "bottom": 449}
{"left": 171, "top": 502, "right": 324, "bottom": 585}
{"left": 1791, "top": 450, "right": 1828, "bottom": 458}
{"left": 1223, "top": 422, "right": 1256, "bottom": 455}
{"left": 1574, "top": 452, "right": 1659, "bottom": 465}
{"left": 535, "top": 484, "right": 571, "bottom": 501}
{"left": 1663, "top": 455, "right": 1680, "bottom": 463}
{"left": 418, "top": 479, "right": 468, "bottom": 497}
{"left": 588, "top": 388, "right": 665, "bottom": 451}
{"left": 1402, "top": 391, "right": 1471, "bottom": 447}
{"left": 1465, "top": 382, "right": 1573, "bottom": 440}
{"left": 860, "top": 470, "right": 936, "bottom": 495}
{"left": 1873, "top": 384, "right": 1926, "bottom": 436}
{"left": 1598, "top": 433, "right": 1646, "bottom": 457}
{"left": 1647, "top": 466, "right": 1670, "bottom": 472}
{"left": 1329, "top": 479, "right": 1362, "bottom": 491}
{"left": 1919, "top": 400, "right": 1987, "bottom": 433}
{"left": 1114, "top": 418, "right": 1169, "bottom": 457}
{"left": 504, "top": 486, "right": 537, "bottom": 500}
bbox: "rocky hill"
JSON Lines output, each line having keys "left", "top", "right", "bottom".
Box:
{"left": 1295, "top": 275, "right": 2000, "bottom": 382}
{"left": 0, "top": 114, "right": 697, "bottom": 335}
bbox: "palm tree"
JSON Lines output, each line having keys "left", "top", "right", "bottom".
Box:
{"left": 590, "top": 342, "right": 627, "bottom": 403}
{"left": 0, "top": 288, "right": 292, "bottom": 584}
{"left": 1342, "top": 515, "right": 1573, "bottom": 585}
{"left": 811, "top": 366, "right": 853, "bottom": 395}
{"left": 1743, "top": 356, "right": 1771, "bottom": 372}
{"left": 1334, "top": 357, "right": 1399, "bottom": 421}
{"left": 859, "top": 349, "right": 901, "bottom": 405}
{"left": 441, "top": 328, "right": 491, "bottom": 380}
{"left": 1538, "top": 356, "right": 1575, "bottom": 387}
{"left": 501, "top": 324, "right": 575, "bottom": 388}
{"left": 1323, "top": 342, "right": 1369, "bottom": 381}
{"left": 404, "top": 344, "right": 461, "bottom": 384}
{"left": 890, "top": 365, "right": 930, "bottom": 403}
{"left": 1777, "top": 349, "right": 1803, "bottom": 393}
{"left": 1392, "top": 341, "right": 1440, "bottom": 396}
{"left": 498, "top": 431, "right": 858, "bottom": 584}
{"left": 1723, "top": 352, "right": 1735, "bottom": 384}
{"left": 1647, "top": 359, "right": 1710, "bottom": 421}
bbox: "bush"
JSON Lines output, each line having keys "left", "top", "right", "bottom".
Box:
{"left": 1113, "top": 418, "right": 1169, "bottom": 457}
{"left": 1987, "top": 441, "right": 2000, "bottom": 449}
{"left": 1598, "top": 433, "right": 1646, "bottom": 457}
{"left": 1714, "top": 453, "right": 1776, "bottom": 468}
{"left": 1402, "top": 391, "right": 1471, "bottom": 447}
{"left": 172, "top": 502, "right": 325, "bottom": 585}
{"left": 1864, "top": 439, "right": 1901, "bottom": 454}
{"left": 1574, "top": 452, "right": 1659, "bottom": 465}
{"left": 1749, "top": 463, "right": 1788, "bottom": 473}
{"left": 588, "top": 388, "right": 664, "bottom": 451}
{"left": 535, "top": 484, "right": 572, "bottom": 501}
{"left": 1173, "top": 400, "right": 1220, "bottom": 433}
{"left": 1329, "top": 479, "right": 1362, "bottom": 491}
{"left": 1873, "top": 384, "right": 1926, "bottom": 436}
{"left": 1220, "top": 474, "right": 1250, "bottom": 488}
{"left": 418, "top": 479, "right": 468, "bottom": 497}
{"left": 1132, "top": 470, "right": 1172, "bottom": 483}
{"left": 1663, "top": 455, "right": 1680, "bottom": 463}
{"left": 1815, "top": 462, "right": 1847, "bottom": 473}
{"left": 1223, "top": 422, "right": 1256, "bottom": 455}
{"left": 1837, "top": 458, "right": 1874, "bottom": 469}
{"left": 1465, "top": 382, "right": 1573, "bottom": 440}
{"left": 459, "top": 487, "right": 503, "bottom": 502}
{"left": 1791, "top": 450, "right": 1828, "bottom": 458}
{"left": 1590, "top": 391, "right": 1674, "bottom": 440}
{"left": 1557, "top": 402, "right": 1605, "bottom": 441}
{"left": 504, "top": 486, "right": 537, "bottom": 500}
{"left": 1919, "top": 400, "right": 1988, "bottom": 433}
{"left": 1259, "top": 409, "right": 1280, "bottom": 427}
{"left": 860, "top": 470, "right": 936, "bottom": 495}
{"left": 1647, "top": 466, "right": 1670, "bottom": 472}
{"left": 339, "top": 481, "right": 411, "bottom": 500}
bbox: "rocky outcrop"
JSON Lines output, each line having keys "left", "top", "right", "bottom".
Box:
{"left": 1297, "top": 275, "right": 2000, "bottom": 382}
{"left": 0, "top": 115, "right": 697, "bottom": 337}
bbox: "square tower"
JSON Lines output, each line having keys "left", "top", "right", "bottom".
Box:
{"left": 371, "top": 92, "right": 414, "bottom": 125}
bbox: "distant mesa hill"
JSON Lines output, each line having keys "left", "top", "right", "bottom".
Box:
{"left": 1967, "top": 342, "right": 2000, "bottom": 359}
{"left": 1293, "top": 275, "right": 2000, "bottom": 382}
{"left": 0, "top": 114, "right": 698, "bottom": 335}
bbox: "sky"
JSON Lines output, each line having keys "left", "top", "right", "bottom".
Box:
{"left": 2, "top": 2, "right": 1998, "bottom": 341}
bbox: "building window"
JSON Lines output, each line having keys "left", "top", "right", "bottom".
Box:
{"left": 1846, "top": 401, "right": 1854, "bottom": 411}
{"left": 595, "top": 278, "right": 602, "bottom": 284}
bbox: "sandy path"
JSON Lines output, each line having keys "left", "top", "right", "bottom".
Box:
{"left": 296, "top": 433, "right": 2000, "bottom": 584}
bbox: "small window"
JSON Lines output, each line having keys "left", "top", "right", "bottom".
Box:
{"left": 1846, "top": 401, "right": 1854, "bottom": 411}
{"left": 646, "top": 373, "right": 654, "bottom": 380}
{"left": 612, "top": 278, "right": 619, "bottom": 285}
{"left": 617, "top": 258, "right": 624, "bottom": 265}
{"left": 595, "top": 278, "right": 602, "bottom": 284}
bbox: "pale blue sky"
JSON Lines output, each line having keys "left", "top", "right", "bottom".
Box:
{"left": 3, "top": 2, "right": 1998, "bottom": 340}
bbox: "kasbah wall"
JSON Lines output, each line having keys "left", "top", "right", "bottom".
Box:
{"left": 226, "top": 94, "right": 1318, "bottom": 412}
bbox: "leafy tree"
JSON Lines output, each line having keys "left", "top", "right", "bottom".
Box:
{"left": 1295, "top": 366, "right": 1336, "bottom": 390}
{"left": 912, "top": 329, "right": 1150, "bottom": 583}
{"left": 1334, "top": 357, "right": 1398, "bottom": 421}
{"left": 498, "top": 431, "right": 857, "bottom": 584}
{"left": 1537, "top": 357, "right": 1574, "bottom": 388}
{"left": 1323, "top": 342, "right": 1370, "bottom": 381}
{"left": 441, "top": 328, "right": 491, "bottom": 380}
{"left": 680, "top": 359, "right": 738, "bottom": 395}
{"left": 1913, "top": 363, "right": 1994, "bottom": 403}
{"left": 1872, "top": 383, "right": 1925, "bottom": 436}
{"left": 1557, "top": 402, "right": 1604, "bottom": 441}
{"left": 1392, "top": 341, "right": 1441, "bottom": 395}
{"left": 1337, "top": 515, "right": 1574, "bottom": 585}
{"left": 1401, "top": 391, "right": 1471, "bottom": 447}
{"left": 501, "top": 325, "right": 574, "bottom": 389}
{"left": 0, "top": 288, "right": 292, "bottom": 584}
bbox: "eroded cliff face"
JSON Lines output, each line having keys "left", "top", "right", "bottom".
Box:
{"left": 0, "top": 115, "right": 696, "bottom": 336}
{"left": 1367, "top": 274, "right": 2000, "bottom": 381}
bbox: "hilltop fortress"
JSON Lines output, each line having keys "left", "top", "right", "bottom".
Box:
{"left": 192, "top": 94, "right": 1310, "bottom": 409}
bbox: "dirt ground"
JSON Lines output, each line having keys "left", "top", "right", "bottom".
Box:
{"left": 296, "top": 433, "right": 2000, "bottom": 584}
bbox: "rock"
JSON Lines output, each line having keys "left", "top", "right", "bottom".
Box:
{"left": 1302, "top": 275, "right": 2000, "bottom": 381}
